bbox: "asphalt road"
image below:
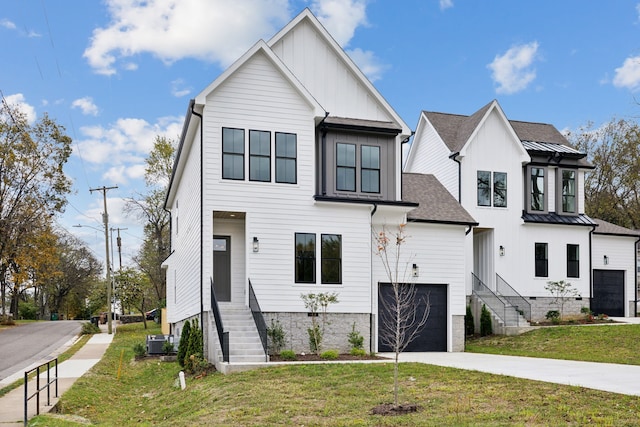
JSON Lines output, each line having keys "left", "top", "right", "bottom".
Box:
{"left": 0, "top": 320, "right": 83, "bottom": 382}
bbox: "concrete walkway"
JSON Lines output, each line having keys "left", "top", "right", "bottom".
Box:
{"left": 0, "top": 329, "right": 113, "bottom": 426}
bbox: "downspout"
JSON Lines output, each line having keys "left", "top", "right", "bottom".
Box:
{"left": 320, "top": 112, "right": 330, "bottom": 196}
{"left": 588, "top": 224, "right": 596, "bottom": 312}
{"left": 635, "top": 236, "right": 640, "bottom": 317}
{"left": 449, "top": 152, "right": 462, "bottom": 203}
{"left": 191, "top": 104, "right": 205, "bottom": 342}
{"left": 370, "top": 202, "right": 378, "bottom": 353}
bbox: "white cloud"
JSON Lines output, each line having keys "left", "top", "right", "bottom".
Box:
{"left": 613, "top": 56, "right": 640, "bottom": 91}
{"left": 2, "top": 93, "right": 37, "bottom": 124}
{"left": 171, "top": 78, "right": 192, "bottom": 98}
{"left": 71, "top": 96, "right": 99, "bottom": 116}
{"left": 312, "top": 0, "right": 368, "bottom": 47}
{"left": 347, "top": 48, "right": 389, "bottom": 82}
{"left": 488, "top": 41, "right": 539, "bottom": 94}
{"left": 1, "top": 19, "right": 16, "bottom": 30}
{"left": 440, "top": 0, "right": 454, "bottom": 11}
{"left": 83, "top": 0, "right": 291, "bottom": 75}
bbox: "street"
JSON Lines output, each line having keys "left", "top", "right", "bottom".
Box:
{"left": 0, "top": 320, "right": 83, "bottom": 382}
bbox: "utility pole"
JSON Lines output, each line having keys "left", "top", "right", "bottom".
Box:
{"left": 90, "top": 185, "right": 118, "bottom": 334}
{"left": 110, "top": 227, "right": 128, "bottom": 270}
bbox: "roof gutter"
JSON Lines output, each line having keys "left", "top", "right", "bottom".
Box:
{"left": 588, "top": 224, "right": 596, "bottom": 311}
{"left": 449, "top": 151, "right": 462, "bottom": 203}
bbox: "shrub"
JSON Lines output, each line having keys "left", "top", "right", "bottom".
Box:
{"left": 184, "top": 320, "right": 203, "bottom": 373}
{"left": 280, "top": 350, "right": 297, "bottom": 361}
{"left": 0, "top": 315, "right": 15, "bottom": 326}
{"left": 465, "top": 305, "right": 475, "bottom": 336}
{"left": 177, "top": 320, "right": 191, "bottom": 368}
{"left": 266, "top": 319, "right": 286, "bottom": 355}
{"left": 320, "top": 349, "right": 339, "bottom": 360}
{"left": 81, "top": 321, "right": 100, "bottom": 335}
{"left": 133, "top": 342, "right": 146, "bottom": 358}
{"left": 480, "top": 304, "right": 492, "bottom": 336}
{"left": 162, "top": 340, "right": 175, "bottom": 355}
{"left": 19, "top": 301, "right": 37, "bottom": 320}
{"left": 347, "top": 322, "right": 364, "bottom": 350}
{"left": 350, "top": 347, "right": 367, "bottom": 357}
{"left": 546, "top": 310, "right": 560, "bottom": 324}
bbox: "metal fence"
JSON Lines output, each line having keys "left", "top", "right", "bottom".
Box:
{"left": 24, "top": 358, "right": 58, "bottom": 426}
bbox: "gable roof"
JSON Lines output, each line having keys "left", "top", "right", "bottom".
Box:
{"left": 592, "top": 218, "right": 640, "bottom": 237}
{"left": 402, "top": 173, "right": 477, "bottom": 226}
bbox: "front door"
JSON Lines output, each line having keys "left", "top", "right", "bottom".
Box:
{"left": 213, "top": 236, "right": 231, "bottom": 302}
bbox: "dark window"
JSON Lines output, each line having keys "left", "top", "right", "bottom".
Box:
{"left": 275, "top": 132, "right": 297, "bottom": 184}
{"left": 321, "top": 234, "right": 342, "bottom": 284}
{"left": 361, "top": 145, "right": 380, "bottom": 193}
{"left": 477, "top": 170, "right": 491, "bottom": 206}
{"left": 249, "top": 130, "right": 270, "bottom": 182}
{"left": 567, "top": 244, "right": 579, "bottom": 278}
{"left": 530, "top": 167, "right": 545, "bottom": 211}
{"left": 336, "top": 143, "right": 356, "bottom": 191}
{"left": 493, "top": 172, "right": 507, "bottom": 207}
{"left": 535, "top": 242, "right": 548, "bottom": 277}
{"left": 562, "top": 170, "right": 576, "bottom": 213}
{"left": 222, "top": 128, "right": 244, "bottom": 180}
{"left": 295, "top": 233, "right": 315, "bottom": 283}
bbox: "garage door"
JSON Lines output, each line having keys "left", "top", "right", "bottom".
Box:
{"left": 378, "top": 283, "right": 447, "bottom": 352}
{"left": 592, "top": 270, "right": 625, "bottom": 317}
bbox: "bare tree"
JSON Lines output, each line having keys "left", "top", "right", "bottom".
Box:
{"left": 374, "top": 223, "right": 430, "bottom": 407}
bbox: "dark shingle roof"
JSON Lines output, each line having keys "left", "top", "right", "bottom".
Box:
{"left": 402, "top": 173, "right": 477, "bottom": 225}
{"left": 592, "top": 218, "right": 640, "bottom": 237}
{"left": 423, "top": 101, "right": 492, "bottom": 152}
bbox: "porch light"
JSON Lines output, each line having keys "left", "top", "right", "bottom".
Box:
{"left": 499, "top": 245, "right": 505, "bottom": 257}
{"left": 253, "top": 237, "right": 259, "bottom": 253}
{"left": 412, "top": 263, "right": 419, "bottom": 278}
{"left": 604, "top": 255, "right": 609, "bottom": 265}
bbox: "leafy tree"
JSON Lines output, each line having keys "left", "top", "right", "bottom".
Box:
{"left": 114, "top": 267, "right": 152, "bottom": 329}
{"left": 0, "top": 100, "right": 72, "bottom": 317}
{"left": 567, "top": 119, "right": 640, "bottom": 228}
{"left": 545, "top": 280, "right": 580, "bottom": 320}
{"left": 373, "top": 223, "right": 430, "bottom": 408}
{"left": 125, "top": 136, "right": 175, "bottom": 307}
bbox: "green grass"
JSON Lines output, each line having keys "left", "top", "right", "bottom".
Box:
{"left": 30, "top": 322, "right": 640, "bottom": 426}
{"left": 466, "top": 324, "right": 640, "bottom": 364}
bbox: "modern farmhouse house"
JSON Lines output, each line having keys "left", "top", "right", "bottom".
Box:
{"left": 163, "top": 9, "right": 475, "bottom": 371}
{"left": 404, "top": 100, "right": 639, "bottom": 328}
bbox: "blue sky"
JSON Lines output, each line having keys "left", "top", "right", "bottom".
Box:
{"left": 2, "top": 0, "right": 640, "bottom": 266}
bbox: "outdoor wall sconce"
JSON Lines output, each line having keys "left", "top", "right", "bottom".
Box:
{"left": 499, "top": 245, "right": 505, "bottom": 256}
{"left": 604, "top": 255, "right": 609, "bottom": 265}
{"left": 412, "top": 263, "right": 419, "bottom": 278}
{"left": 253, "top": 237, "right": 259, "bottom": 253}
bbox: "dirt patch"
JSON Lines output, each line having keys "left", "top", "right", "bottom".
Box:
{"left": 371, "top": 403, "right": 421, "bottom": 416}
{"left": 269, "top": 353, "right": 386, "bottom": 362}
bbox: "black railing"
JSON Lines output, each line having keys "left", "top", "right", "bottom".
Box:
{"left": 496, "top": 274, "right": 531, "bottom": 322}
{"left": 472, "top": 273, "right": 507, "bottom": 325}
{"left": 210, "top": 279, "right": 229, "bottom": 362}
{"left": 24, "top": 358, "right": 58, "bottom": 426}
{"left": 248, "top": 279, "right": 268, "bottom": 361}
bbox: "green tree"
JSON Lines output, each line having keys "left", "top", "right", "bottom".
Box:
{"left": 114, "top": 267, "right": 152, "bottom": 329}
{"left": 567, "top": 119, "right": 640, "bottom": 228}
{"left": 545, "top": 280, "right": 580, "bottom": 320}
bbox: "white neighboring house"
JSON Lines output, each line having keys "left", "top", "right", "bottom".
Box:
{"left": 163, "top": 9, "right": 476, "bottom": 372}
{"left": 405, "top": 100, "right": 640, "bottom": 325}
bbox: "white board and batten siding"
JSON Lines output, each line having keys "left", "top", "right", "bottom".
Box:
{"left": 592, "top": 233, "right": 637, "bottom": 313}
{"left": 270, "top": 18, "right": 394, "bottom": 123}
{"left": 165, "top": 123, "right": 205, "bottom": 323}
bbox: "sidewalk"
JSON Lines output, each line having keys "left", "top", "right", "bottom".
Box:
{"left": 0, "top": 327, "right": 113, "bottom": 426}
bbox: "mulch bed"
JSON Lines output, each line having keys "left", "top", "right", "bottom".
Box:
{"left": 371, "top": 403, "right": 421, "bottom": 416}
{"left": 269, "top": 353, "right": 387, "bottom": 362}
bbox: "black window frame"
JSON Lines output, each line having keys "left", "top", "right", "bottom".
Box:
{"left": 321, "top": 234, "right": 342, "bottom": 284}
{"left": 567, "top": 244, "right": 579, "bottom": 278}
{"left": 336, "top": 143, "right": 356, "bottom": 192}
{"left": 295, "top": 233, "right": 316, "bottom": 284}
{"left": 275, "top": 132, "right": 297, "bottom": 184}
{"left": 535, "top": 242, "right": 548, "bottom": 278}
{"left": 477, "top": 170, "right": 491, "bottom": 207}
{"left": 222, "top": 127, "right": 245, "bottom": 180}
{"left": 361, "top": 145, "right": 380, "bottom": 194}
{"left": 560, "top": 169, "right": 577, "bottom": 214}
{"left": 249, "top": 130, "right": 271, "bottom": 182}
{"left": 529, "top": 166, "right": 546, "bottom": 212}
{"left": 493, "top": 171, "right": 507, "bottom": 208}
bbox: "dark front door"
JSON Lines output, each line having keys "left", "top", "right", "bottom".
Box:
{"left": 213, "top": 236, "right": 231, "bottom": 302}
{"left": 378, "top": 283, "right": 447, "bottom": 352}
{"left": 592, "top": 270, "right": 625, "bottom": 317}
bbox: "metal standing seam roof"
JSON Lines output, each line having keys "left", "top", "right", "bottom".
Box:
{"left": 402, "top": 173, "right": 477, "bottom": 225}
{"left": 521, "top": 212, "right": 597, "bottom": 226}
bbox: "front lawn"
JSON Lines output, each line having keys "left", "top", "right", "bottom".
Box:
{"left": 30, "top": 323, "right": 640, "bottom": 426}
{"left": 466, "top": 323, "right": 640, "bottom": 365}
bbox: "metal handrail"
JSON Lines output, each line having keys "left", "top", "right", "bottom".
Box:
{"left": 210, "top": 279, "right": 229, "bottom": 362}
{"left": 248, "top": 279, "right": 268, "bottom": 361}
{"left": 24, "top": 358, "right": 58, "bottom": 426}
{"left": 472, "top": 273, "right": 506, "bottom": 325}
{"left": 496, "top": 274, "right": 531, "bottom": 321}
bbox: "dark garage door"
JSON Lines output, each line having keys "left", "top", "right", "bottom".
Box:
{"left": 592, "top": 270, "right": 625, "bottom": 317}
{"left": 378, "top": 283, "right": 447, "bottom": 352}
